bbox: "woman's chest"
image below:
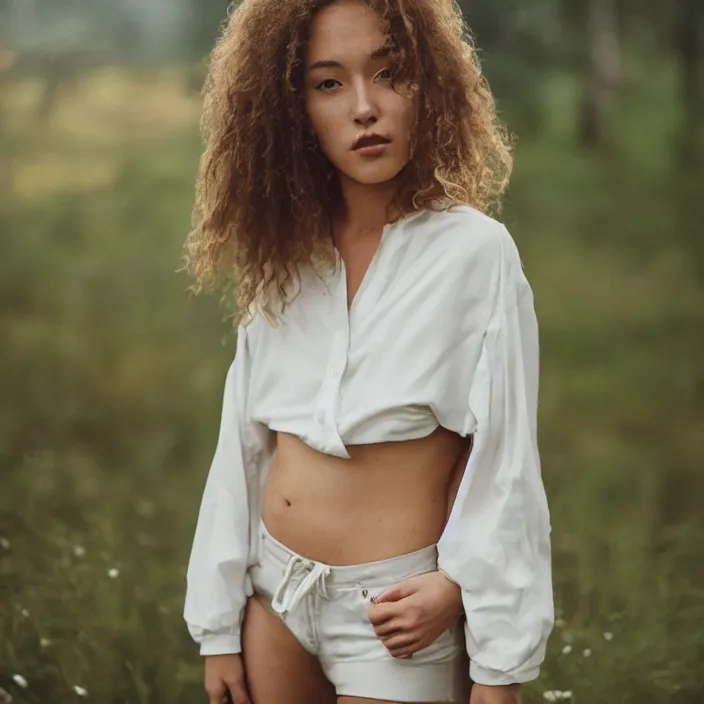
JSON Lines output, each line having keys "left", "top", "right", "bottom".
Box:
{"left": 248, "top": 268, "right": 471, "bottom": 409}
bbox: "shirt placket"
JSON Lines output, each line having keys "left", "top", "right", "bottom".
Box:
{"left": 310, "top": 274, "right": 350, "bottom": 457}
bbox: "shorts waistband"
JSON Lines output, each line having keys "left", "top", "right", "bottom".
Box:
{"left": 258, "top": 519, "right": 438, "bottom": 589}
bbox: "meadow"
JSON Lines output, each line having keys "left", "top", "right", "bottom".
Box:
{"left": 1, "top": 65, "right": 702, "bottom": 703}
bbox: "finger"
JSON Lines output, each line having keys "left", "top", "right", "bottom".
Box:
{"left": 382, "top": 631, "right": 419, "bottom": 650}
{"left": 390, "top": 647, "right": 416, "bottom": 659}
{"left": 374, "top": 618, "right": 408, "bottom": 638}
{"left": 230, "top": 693, "right": 251, "bottom": 704}
{"left": 367, "top": 600, "right": 404, "bottom": 625}
{"left": 206, "top": 685, "right": 226, "bottom": 704}
{"left": 227, "top": 682, "right": 252, "bottom": 704}
{"left": 388, "top": 641, "right": 425, "bottom": 659}
{"left": 373, "top": 580, "right": 415, "bottom": 604}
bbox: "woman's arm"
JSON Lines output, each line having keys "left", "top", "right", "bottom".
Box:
{"left": 437, "top": 225, "right": 554, "bottom": 687}
{"left": 184, "top": 324, "right": 265, "bottom": 656}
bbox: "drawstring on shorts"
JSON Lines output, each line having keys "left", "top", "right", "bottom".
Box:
{"left": 271, "top": 555, "right": 332, "bottom": 615}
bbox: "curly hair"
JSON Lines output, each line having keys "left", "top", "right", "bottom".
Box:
{"left": 184, "top": 0, "right": 513, "bottom": 322}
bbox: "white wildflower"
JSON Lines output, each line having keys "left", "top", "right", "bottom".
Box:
{"left": 583, "top": 648, "right": 591, "bottom": 657}
{"left": 20, "top": 609, "right": 29, "bottom": 618}
{"left": 0, "top": 686, "right": 12, "bottom": 702}
{"left": 561, "top": 644, "right": 572, "bottom": 655}
{"left": 543, "top": 693, "right": 558, "bottom": 702}
{"left": 73, "top": 545, "right": 86, "bottom": 558}
{"left": 40, "top": 637, "right": 52, "bottom": 649}
{"left": 73, "top": 685, "right": 88, "bottom": 697}
{"left": 0, "top": 537, "right": 9, "bottom": 550}
{"left": 107, "top": 568, "right": 120, "bottom": 579}
{"left": 603, "top": 631, "right": 613, "bottom": 641}
{"left": 12, "top": 675, "right": 27, "bottom": 689}
{"left": 563, "top": 692, "right": 573, "bottom": 699}
{"left": 554, "top": 617, "right": 565, "bottom": 628}
{"left": 544, "top": 692, "right": 573, "bottom": 702}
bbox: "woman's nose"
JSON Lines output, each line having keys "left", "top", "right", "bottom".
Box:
{"left": 355, "top": 111, "right": 377, "bottom": 128}
{"left": 352, "top": 87, "right": 378, "bottom": 127}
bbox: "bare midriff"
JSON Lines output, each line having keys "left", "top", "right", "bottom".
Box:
{"left": 261, "top": 427, "right": 471, "bottom": 566}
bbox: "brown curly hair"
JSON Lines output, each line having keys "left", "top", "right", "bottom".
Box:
{"left": 184, "top": 0, "right": 513, "bottom": 321}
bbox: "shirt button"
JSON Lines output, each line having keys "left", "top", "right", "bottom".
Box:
{"left": 326, "top": 364, "right": 335, "bottom": 375}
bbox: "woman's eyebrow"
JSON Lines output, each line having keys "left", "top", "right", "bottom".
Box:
{"left": 308, "top": 45, "right": 393, "bottom": 71}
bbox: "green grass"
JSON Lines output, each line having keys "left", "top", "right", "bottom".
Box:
{"left": 1, "top": 68, "right": 702, "bottom": 704}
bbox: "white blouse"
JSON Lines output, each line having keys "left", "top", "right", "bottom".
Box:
{"left": 183, "top": 205, "right": 554, "bottom": 686}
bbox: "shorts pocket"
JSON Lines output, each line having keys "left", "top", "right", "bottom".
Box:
{"left": 318, "top": 585, "right": 388, "bottom": 661}
{"left": 358, "top": 583, "right": 463, "bottom": 665}
{"left": 411, "top": 621, "right": 463, "bottom": 664}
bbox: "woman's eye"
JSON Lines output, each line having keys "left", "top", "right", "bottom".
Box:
{"left": 377, "top": 68, "right": 395, "bottom": 81}
{"left": 316, "top": 79, "right": 341, "bottom": 91}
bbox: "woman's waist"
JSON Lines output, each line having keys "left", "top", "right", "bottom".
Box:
{"left": 261, "top": 431, "right": 461, "bottom": 565}
{"left": 261, "top": 499, "right": 446, "bottom": 566}
{"left": 254, "top": 517, "right": 439, "bottom": 589}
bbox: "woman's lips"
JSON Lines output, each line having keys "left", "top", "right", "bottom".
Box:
{"left": 354, "top": 134, "right": 391, "bottom": 156}
{"left": 352, "top": 133, "right": 392, "bottom": 155}
{"left": 354, "top": 141, "right": 391, "bottom": 156}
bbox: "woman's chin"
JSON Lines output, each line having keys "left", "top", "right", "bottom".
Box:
{"left": 340, "top": 164, "right": 406, "bottom": 187}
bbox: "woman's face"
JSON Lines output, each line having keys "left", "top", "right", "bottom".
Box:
{"left": 304, "top": 0, "right": 416, "bottom": 188}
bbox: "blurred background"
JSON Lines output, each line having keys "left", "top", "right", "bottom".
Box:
{"left": 1, "top": 0, "right": 702, "bottom": 702}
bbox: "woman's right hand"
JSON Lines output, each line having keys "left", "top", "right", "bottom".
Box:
{"left": 204, "top": 654, "right": 251, "bottom": 704}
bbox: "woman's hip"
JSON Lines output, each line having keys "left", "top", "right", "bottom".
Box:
{"left": 248, "top": 518, "right": 466, "bottom": 702}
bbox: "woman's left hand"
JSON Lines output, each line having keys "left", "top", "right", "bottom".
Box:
{"left": 367, "top": 570, "right": 464, "bottom": 659}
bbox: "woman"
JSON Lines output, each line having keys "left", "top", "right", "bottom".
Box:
{"left": 183, "top": 1, "right": 554, "bottom": 703}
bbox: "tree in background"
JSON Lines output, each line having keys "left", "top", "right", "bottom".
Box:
{"left": 581, "top": 0, "right": 621, "bottom": 149}
{"left": 675, "top": 0, "right": 704, "bottom": 164}
{"left": 185, "top": 0, "right": 230, "bottom": 60}
{"left": 458, "top": 0, "right": 566, "bottom": 134}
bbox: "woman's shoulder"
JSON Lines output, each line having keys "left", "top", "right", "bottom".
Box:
{"left": 411, "top": 203, "right": 515, "bottom": 270}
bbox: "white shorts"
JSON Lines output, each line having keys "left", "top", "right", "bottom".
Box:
{"left": 249, "top": 520, "right": 467, "bottom": 702}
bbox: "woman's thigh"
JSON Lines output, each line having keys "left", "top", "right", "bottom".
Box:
{"left": 242, "top": 595, "right": 337, "bottom": 704}
{"left": 338, "top": 699, "right": 445, "bottom": 704}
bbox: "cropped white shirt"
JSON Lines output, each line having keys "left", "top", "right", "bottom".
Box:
{"left": 183, "top": 205, "right": 554, "bottom": 686}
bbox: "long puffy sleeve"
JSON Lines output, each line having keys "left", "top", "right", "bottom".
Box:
{"left": 437, "top": 225, "right": 554, "bottom": 686}
{"left": 183, "top": 324, "right": 270, "bottom": 656}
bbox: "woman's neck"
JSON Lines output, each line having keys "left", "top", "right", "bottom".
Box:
{"left": 334, "top": 174, "right": 399, "bottom": 241}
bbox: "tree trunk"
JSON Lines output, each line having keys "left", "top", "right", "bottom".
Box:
{"left": 676, "top": 0, "right": 704, "bottom": 165}
{"left": 580, "top": 0, "right": 621, "bottom": 149}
